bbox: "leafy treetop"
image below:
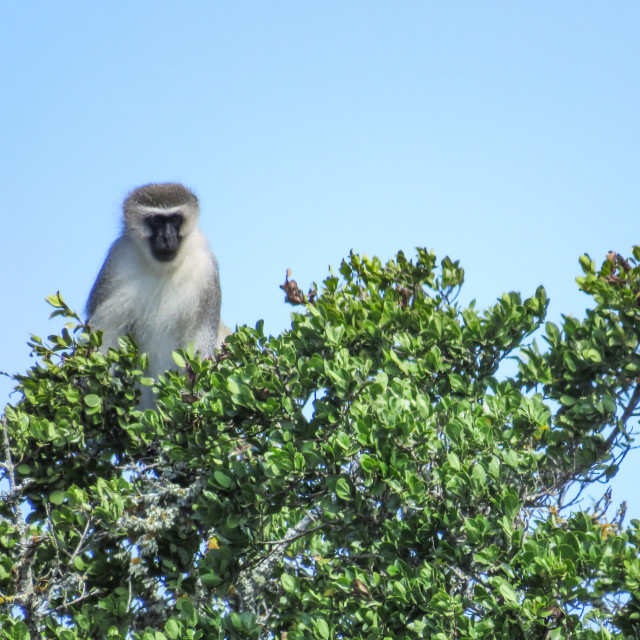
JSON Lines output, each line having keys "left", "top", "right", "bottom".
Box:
{"left": 1, "top": 248, "right": 639, "bottom": 640}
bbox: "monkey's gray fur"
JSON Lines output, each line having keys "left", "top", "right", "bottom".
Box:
{"left": 87, "top": 183, "right": 224, "bottom": 407}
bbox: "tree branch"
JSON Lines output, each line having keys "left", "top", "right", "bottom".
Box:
{"left": 235, "top": 507, "right": 324, "bottom": 620}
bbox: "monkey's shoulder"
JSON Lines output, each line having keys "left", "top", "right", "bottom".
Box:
{"left": 86, "top": 237, "right": 129, "bottom": 315}
{"left": 87, "top": 237, "right": 154, "bottom": 317}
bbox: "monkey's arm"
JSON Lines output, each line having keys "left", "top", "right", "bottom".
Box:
{"left": 86, "top": 239, "right": 136, "bottom": 351}
{"left": 216, "top": 322, "right": 233, "bottom": 349}
{"left": 189, "top": 249, "right": 222, "bottom": 357}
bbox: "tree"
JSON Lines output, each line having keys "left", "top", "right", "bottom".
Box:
{"left": 1, "top": 248, "right": 639, "bottom": 640}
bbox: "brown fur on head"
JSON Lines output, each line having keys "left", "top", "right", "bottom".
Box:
{"left": 124, "top": 183, "right": 198, "bottom": 212}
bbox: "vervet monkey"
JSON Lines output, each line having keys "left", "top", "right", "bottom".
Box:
{"left": 86, "top": 183, "right": 225, "bottom": 407}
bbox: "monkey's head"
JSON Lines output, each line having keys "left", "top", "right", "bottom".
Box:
{"left": 124, "top": 183, "right": 200, "bottom": 263}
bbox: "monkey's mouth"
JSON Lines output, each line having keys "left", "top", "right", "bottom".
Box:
{"left": 151, "top": 246, "right": 179, "bottom": 262}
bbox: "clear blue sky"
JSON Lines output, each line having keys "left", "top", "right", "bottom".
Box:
{"left": 1, "top": 3, "right": 639, "bottom": 514}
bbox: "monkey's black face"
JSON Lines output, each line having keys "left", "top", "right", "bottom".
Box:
{"left": 145, "top": 213, "right": 184, "bottom": 262}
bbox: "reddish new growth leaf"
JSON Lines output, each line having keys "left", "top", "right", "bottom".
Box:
{"left": 617, "top": 254, "right": 631, "bottom": 273}
{"left": 603, "top": 250, "right": 632, "bottom": 286}
{"left": 280, "top": 269, "right": 307, "bottom": 305}
{"left": 351, "top": 578, "right": 372, "bottom": 599}
{"left": 185, "top": 363, "right": 197, "bottom": 386}
{"left": 216, "top": 343, "right": 232, "bottom": 361}
{"left": 181, "top": 393, "right": 198, "bottom": 404}
{"left": 307, "top": 287, "right": 317, "bottom": 304}
{"left": 397, "top": 285, "right": 412, "bottom": 309}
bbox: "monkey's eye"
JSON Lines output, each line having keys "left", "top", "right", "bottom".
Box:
{"left": 147, "top": 214, "right": 165, "bottom": 229}
{"left": 167, "top": 213, "right": 184, "bottom": 228}
{"left": 145, "top": 213, "right": 183, "bottom": 232}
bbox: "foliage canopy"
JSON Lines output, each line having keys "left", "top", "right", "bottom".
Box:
{"left": 1, "top": 248, "right": 640, "bottom": 640}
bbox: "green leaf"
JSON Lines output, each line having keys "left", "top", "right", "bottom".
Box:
{"left": 579, "top": 254, "right": 595, "bottom": 275}
{"left": 360, "top": 454, "right": 378, "bottom": 472}
{"left": 497, "top": 581, "right": 518, "bottom": 604}
{"left": 582, "top": 347, "right": 602, "bottom": 362}
{"left": 448, "top": 373, "right": 466, "bottom": 396}
{"left": 45, "top": 292, "right": 66, "bottom": 308}
{"left": 176, "top": 597, "right": 198, "bottom": 625}
{"left": 335, "top": 476, "right": 352, "bottom": 500}
{"left": 445, "top": 420, "right": 461, "bottom": 445}
{"left": 315, "top": 618, "right": 330, "bottom": 639}
{"left": 165, "top": 618, "right": 182, "bottom": 639}
{"left": 200, "top": 571, "right": 222, "bottom": 587}
{"left": 601, "top": 394, "right": 616, "bottom": 414}
{"left": 84, "top": 394, "right": 101, "bottom": 408}
{"left": 7, "top": 622, "right": 30, "bottom": 640}
{"left": 472, "top": 464, "right": 487, "bottom": 486}
{"left": 214, "top": 470, "right": 233, "bottom": 489}
{"left": 281, "top": 573, "right": 296, "bottom": 593}
{"left": 326, "top": 324, "right": 345, "bottom": 344}
{"left": 335, "top": 431, "right": 350, "bottom": 450}
{"left": 172, "top": 352, "right": 187, "bottom": 368}
{"left": 447, "top": 452, "right": 461, "bottom": 471}
{"left": 50, "top": 490, "right": 66, "bottom": 505}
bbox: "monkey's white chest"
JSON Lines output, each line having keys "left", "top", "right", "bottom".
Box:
{"left": 118, "top": 250, "right": 212, "bottom": 377}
